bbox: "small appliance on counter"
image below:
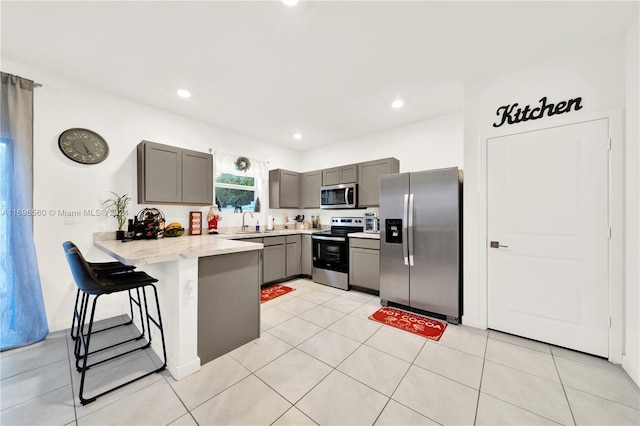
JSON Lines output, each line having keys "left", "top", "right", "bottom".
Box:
{"left": 364, "top": 212, "right": 379, "bottom": 233}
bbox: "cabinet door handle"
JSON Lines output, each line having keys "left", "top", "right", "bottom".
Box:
{"left": 490, "top": 241, "right": 509, "bottom": 248}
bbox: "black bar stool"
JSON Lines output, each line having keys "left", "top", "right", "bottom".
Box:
{"left": 64, "top": 246, "right": 167, "bottom": 405}
{"left": 63, "top": 241, "right": 138, "bottom": 341}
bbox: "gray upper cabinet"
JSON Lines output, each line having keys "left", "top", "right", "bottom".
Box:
{"left": 137, "top": 140, "right": 213, "bottom": 205}
{"left": 357, "top": 158, "right": 400, "bottom": 207}
{"left": 301, "top": 170, "right": 322, "bottom": 208}
{"left": 182, "top": 149, "right": 214, "bottom": 204}
{"left": 269, "top": 169, "right": 300, "bottom": 208}
{"left": 138, "top": 142, "right": 182, "bottom": 203}
{"left": 322, "top": 164, "right": 357, "bottom": 186}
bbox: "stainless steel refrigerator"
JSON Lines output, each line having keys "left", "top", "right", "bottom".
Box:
{"left": 379, "top": 167, "right": 462, "bottom": 323}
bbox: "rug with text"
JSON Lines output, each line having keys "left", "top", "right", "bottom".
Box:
{"left": 260, "top": 284, "right": 296, "bottom": 303}
{"left": 368, "top": 306, "right": 447, "bottom": 341}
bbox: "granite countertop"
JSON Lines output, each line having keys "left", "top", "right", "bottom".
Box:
{"left": 94, "top": 228, "right": 327, "bottom": 265}
{"left": 94, "top": 232, "right": 264, "bottom": 265}
{"left": 349, "top": 232, "right": 380, "bottom": 240}
{"left": 213, "top": 228, "right": 325, "bottom": 239}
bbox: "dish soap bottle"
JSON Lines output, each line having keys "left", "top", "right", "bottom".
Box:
{"left": 255, "top": 221, "right": 260, "bottom": 232}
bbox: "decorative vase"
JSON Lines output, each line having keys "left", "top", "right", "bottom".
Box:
{"left": 116, "top": 230, "right": 125, "bottom": 240}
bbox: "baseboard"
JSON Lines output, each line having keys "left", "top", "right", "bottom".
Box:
{"left": 461, "top": 315, "right": 487, "bottom": 330}
{"left": 169, "top": 357, "right": 201, "bottom": 381}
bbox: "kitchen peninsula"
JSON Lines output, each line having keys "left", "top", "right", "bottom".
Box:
{"left": 94, "top": 233, "right": 263, "bottom": 380}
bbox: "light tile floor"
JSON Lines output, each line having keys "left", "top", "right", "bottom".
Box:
{"left": 1, "top": 278, "right": 639, "bottom": 425}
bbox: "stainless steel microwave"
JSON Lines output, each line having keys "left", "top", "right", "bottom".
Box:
{"left": 320, "top": 183, "right": 357, "bottom": 209}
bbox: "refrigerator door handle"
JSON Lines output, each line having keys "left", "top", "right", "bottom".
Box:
{"left": 403, "top": 193, "right": 409, "bottom": 265}
{"left": 408, "top": 193, "right": 414, "bottom": 266}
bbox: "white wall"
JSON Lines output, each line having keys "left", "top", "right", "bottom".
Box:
{"left": 463, "top": 34, "right": 638, "bottom": 383}
{"left": 624, "top": 17, "right": 639, "bottom": 386}
{"left": 295, "top": 112, "right": 464, "bottom": 226}
{"left": 2, "top": 58, "right": 302, "bottom": 331}
{"left": 299, "top": 112, "right": 463, "bottom": 173}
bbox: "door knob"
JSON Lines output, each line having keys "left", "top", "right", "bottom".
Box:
{"left": 490, "top": 241, "right": 509, "bottom": 248}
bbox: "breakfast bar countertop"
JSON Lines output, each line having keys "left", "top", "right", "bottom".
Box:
{"left": 93, "top": 232, "right": 264, "bottom": 266}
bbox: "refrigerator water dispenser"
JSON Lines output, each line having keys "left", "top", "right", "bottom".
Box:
{"left": 385, "top": 219, "right": 403, "bottom": 244}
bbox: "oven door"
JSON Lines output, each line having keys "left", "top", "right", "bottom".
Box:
{"left": 320, "top": 184, "right": 357, "bottom": 209}
{"left": 312, "top": 235, "right": 348, "bottom": 273}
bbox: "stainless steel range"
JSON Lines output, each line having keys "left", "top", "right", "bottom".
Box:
{"left": 311, "top": 217, "right": 364, "bottom": 290}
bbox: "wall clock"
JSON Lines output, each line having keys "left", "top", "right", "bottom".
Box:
{"left": 58, "top": 128, "right": 109, "bottom": 164}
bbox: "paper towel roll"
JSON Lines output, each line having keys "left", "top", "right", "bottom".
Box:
{"left": 267, "top": 214, "right": 273, "bottom": 230}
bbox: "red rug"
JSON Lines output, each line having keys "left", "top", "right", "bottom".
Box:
{"left": 260, "top": 284, "right": 296, "bottom": 303}
{"left": 369, "top": 307, "right": 447, "bottom": 341}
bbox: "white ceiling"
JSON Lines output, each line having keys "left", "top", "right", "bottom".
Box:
{"left": 2, "top": 1, "right": 637, "bottom": 151}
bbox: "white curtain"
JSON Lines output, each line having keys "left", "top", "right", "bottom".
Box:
{"left": 1, "top": 72, "right": 48, "bottom": 350}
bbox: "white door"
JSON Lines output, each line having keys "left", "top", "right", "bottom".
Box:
{"left": 487, "top": 119, "right": 609, "bottom": 357}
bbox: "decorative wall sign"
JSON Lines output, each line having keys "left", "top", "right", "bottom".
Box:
{"left": 492, "top": 96, "right": 583, "bottom": 128}
{"left": 189, "top": 211, "right": 202, "bottom": 235}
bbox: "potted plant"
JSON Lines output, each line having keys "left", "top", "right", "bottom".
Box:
{"left": 103, "top": 192, "right": 131, "bottom": 240}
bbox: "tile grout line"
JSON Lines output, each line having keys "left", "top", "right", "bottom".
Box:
{"left": 165, "top": 375, "right": 199, "bottom": 425}
{"left": 262, "top": 287, "right": 389, "bottom": 425}
{"left": 552, "top": 354, "right": 640, "bottom": 411}
{"left": 264, "top": 295, "right": 353, "bottom": 426}
{"left": 472, "top": 331, "right": 489, "bottom": 425}
{"left": 370, "top": 333, "right": 433, "bottom": 425}
{"left": 64, "top": 330, "right": 80, "bottom": 426}
{"left": 551, "top": 351, "right": 577, "bottom": 425}
{"left": 471, "top": 336, "right": 574, "bottom": 425}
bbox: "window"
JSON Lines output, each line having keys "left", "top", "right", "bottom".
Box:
{"left": 214, "top": 152, "right": 267, "bottom": 213}
{"left": 215, "top": 172, "right": 256, "bottom": 212}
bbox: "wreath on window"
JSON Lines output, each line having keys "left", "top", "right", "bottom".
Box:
{"left": 235, "top": 156, "right": 251, "bottom": 172}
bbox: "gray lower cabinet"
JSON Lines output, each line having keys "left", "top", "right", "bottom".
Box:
{"left": 286, "top": 235, "right": 301, "bottom": 277}
{"left": 197, "top": 250, "right": 260, "bottom": 364}
{"left": 137, "top": 140, "right": 213, "bottom": 205}
{"left": 233, "top": 233, "right": 308, "bottom": 283}
{"left": 357, "top": 158, "right": 400, "bottom": 207}
{"left": 240, "top": 237, "right": 264, "bottom": 284}
{"left": 263, "top": 236, "right": 286, "bottom": 283}
{"left": 349, "top": 238, "right": 380, "bottom": 292}
{"left": 301, "top": 234, "right": 312, "bottom": 276}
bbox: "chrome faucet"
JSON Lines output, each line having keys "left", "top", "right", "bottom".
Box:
{"left": 242, "top": 211, "right": 254, "bottom": 232}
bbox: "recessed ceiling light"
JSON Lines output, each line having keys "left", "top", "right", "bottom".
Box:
{"left": 293, "top": 133, "right": 303, "bottom": 140}
{"left": 177, "top": 89, "right": 191, "bottom": 98}
{"left": 282, "top": 0, "right": 299, "bottom": 6}
{"left": 391, "top": 99, "right": 404, "bottom": 109}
